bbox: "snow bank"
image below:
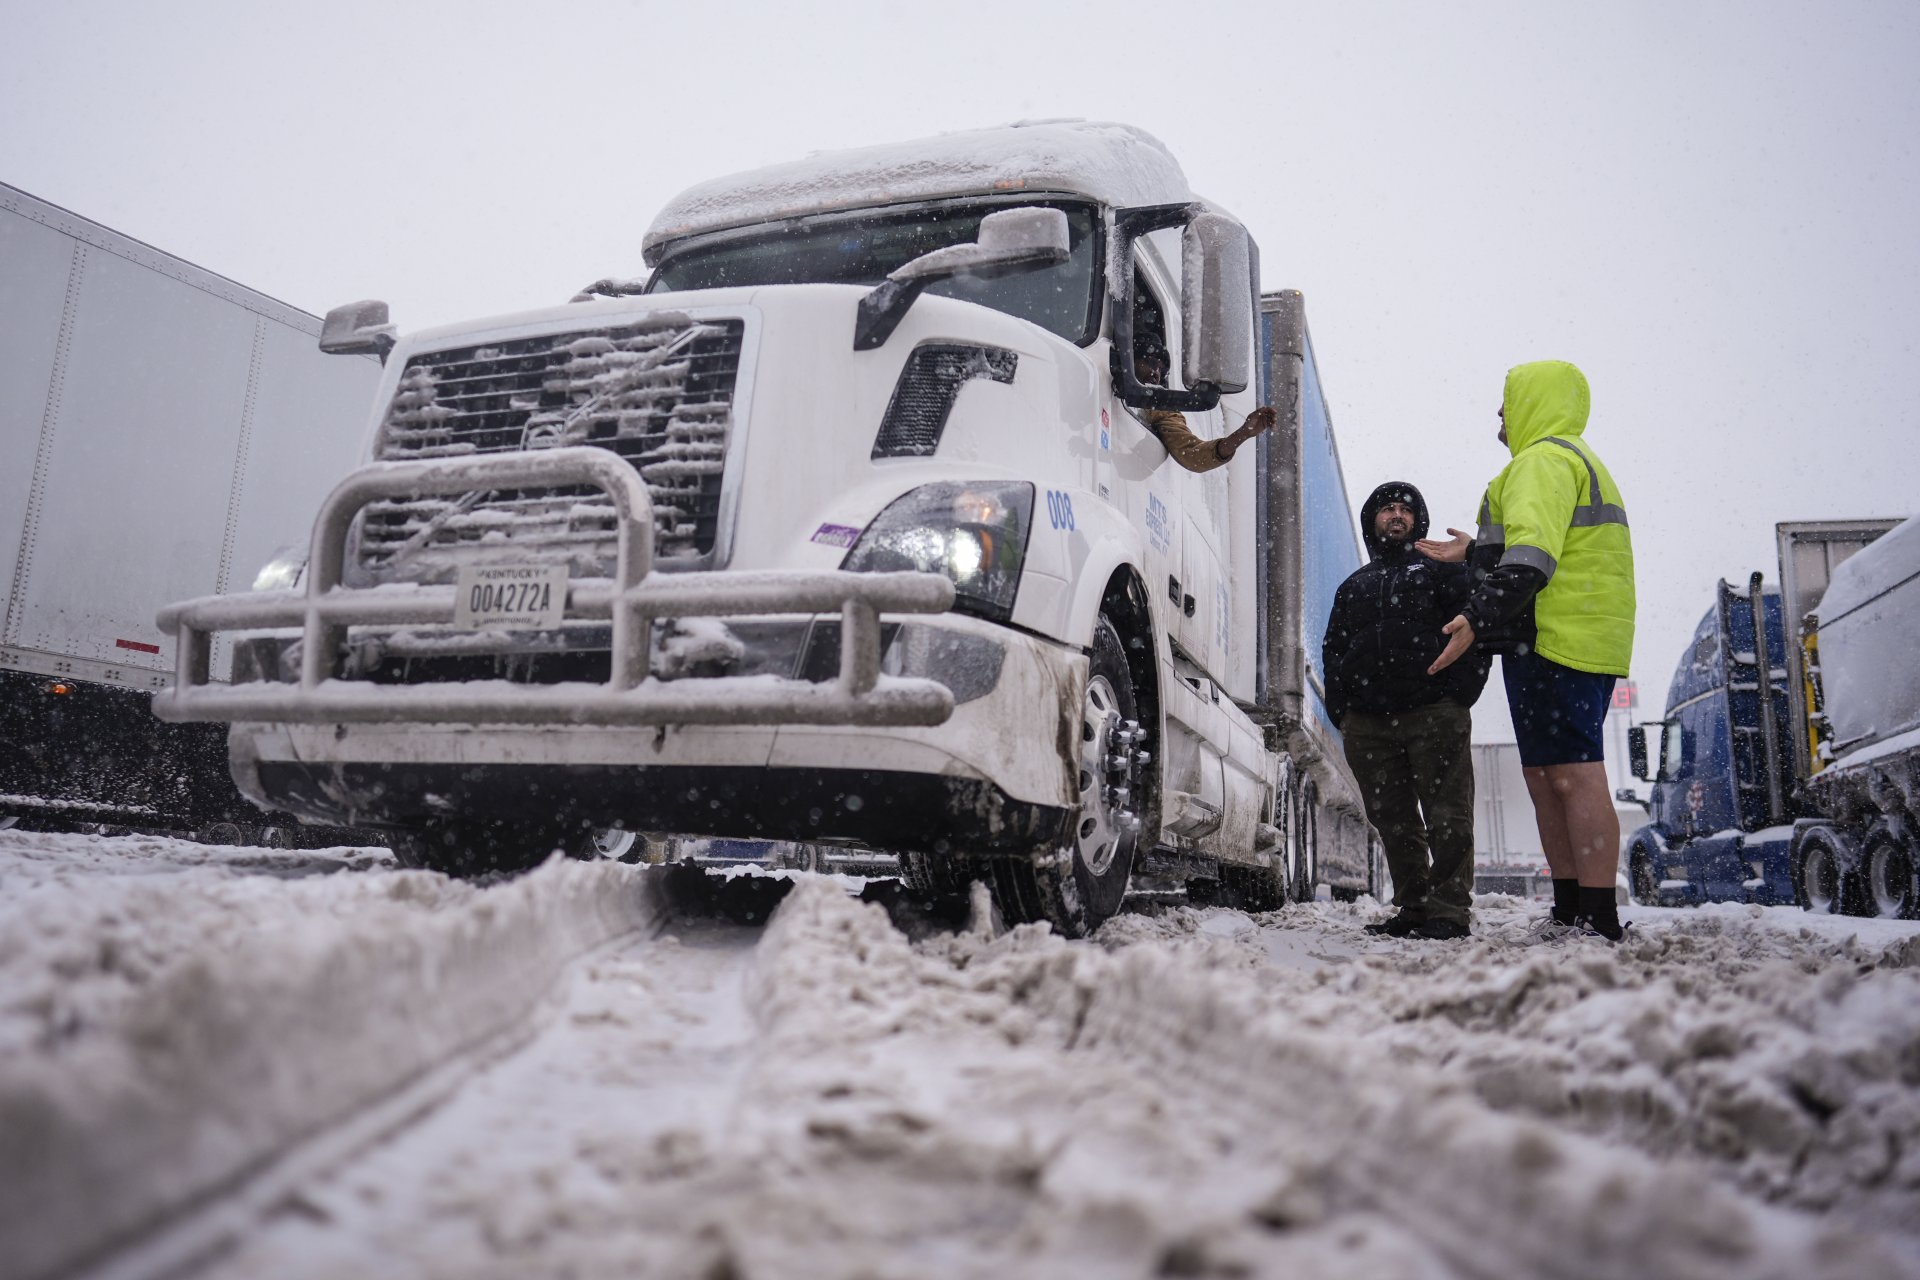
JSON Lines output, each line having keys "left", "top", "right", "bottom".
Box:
{"left": 0, "top": 831, "right": 667, "bottom": 1280}
{"left": 703, "top": 883, "right": 1896, "bottom": 1278}
{"left": 1169, "top": 894, "right": 1920, "bottom": 1253}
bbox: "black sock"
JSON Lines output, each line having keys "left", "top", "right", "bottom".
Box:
{"left": 1579, "top": 886, "right": 1623, "bottom": 941}
{"left": 1551, "top": 878, "right": 1580, "bottom": 925}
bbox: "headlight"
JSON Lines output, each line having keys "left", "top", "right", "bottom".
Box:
{"left": 841, "top": 481, "right": 1034, "bottom": 622}
{"left": 251, "top": 544, "right": 309, "bottom": 592}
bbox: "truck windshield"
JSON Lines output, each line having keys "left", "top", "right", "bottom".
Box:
{"left": 649, "top": 198, "right": 1102, "bottom": 345}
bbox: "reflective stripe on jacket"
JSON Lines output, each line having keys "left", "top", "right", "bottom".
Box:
{"left": 1478, "top": 360, "right": 1635, "bottom": 676}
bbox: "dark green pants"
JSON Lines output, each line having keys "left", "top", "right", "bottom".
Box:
{"left": 1340, "top": 701, "right": 1476, "bottom": 925}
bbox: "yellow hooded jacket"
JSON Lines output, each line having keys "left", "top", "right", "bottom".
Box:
{"left": 1478, "top": 360, "right": 1635, "bottom": 676}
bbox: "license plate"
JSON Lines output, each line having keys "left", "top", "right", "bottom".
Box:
{"left": 452, "top": 564, "right": 567, "bottom": 630}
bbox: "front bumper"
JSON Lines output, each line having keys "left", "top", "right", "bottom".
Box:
{"left": 155, "top": 447, "right": 957, "bottom": 730}
{"left": 230, "top": 613, "right": 1084, "bottom": 850}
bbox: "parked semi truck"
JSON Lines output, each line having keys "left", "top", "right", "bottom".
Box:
{"left": 153, "top": 120, "right": 1378, "bottom": 932}
{"left": 0, "top": 183, "right": 382, "bottom": 837}
{"left": 1625, "top": 517, "right": 1920, "bottom": 917}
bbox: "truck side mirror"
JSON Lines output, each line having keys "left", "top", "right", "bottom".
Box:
{"left": 854, "top": 207, "right": 1069, "bottom": 351}
{"left": 1628, "top": 725, "right": 1650, "bottom": 780}
{"left": 1180, "top": 213, "right": 1252, "bottom": 395}
{"left": 1109, "top": 201, "right": 1257, "bottom": 412}
{"left": 319, "top": 299, "right": 397, "bottom": 363}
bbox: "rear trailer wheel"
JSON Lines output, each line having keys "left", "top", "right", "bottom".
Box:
{"left": 991, "top": 615, "right": 1145, "bottom": 938}
{"left": 1864, "top": 821, "right": 1918, "bottom": 920}
{"left": 1794, "top": 826, "right": 1848, "bottom": 915}
{"left": 783, "top": 844, "right": 826, "bottom": 873}
{"left": 391, "top": 821, "right": 564, "bottom": 878}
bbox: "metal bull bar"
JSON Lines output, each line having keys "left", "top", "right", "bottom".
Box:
{"left": 153, "top": 447, "right": 957, "bottom": 727}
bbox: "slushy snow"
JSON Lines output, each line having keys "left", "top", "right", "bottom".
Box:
{"left": 4, "top": 830, "right": 1917, "bottom": 1279}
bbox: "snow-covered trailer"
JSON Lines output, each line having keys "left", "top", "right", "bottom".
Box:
{"left": 0, "top": 182, "right": 380, "bottom": 834}
{"left": 153, "top": 121, "right": 1378, "bottom": 931}
{"left": 1796, "top": 513, "right": 1920, "bottom": 917}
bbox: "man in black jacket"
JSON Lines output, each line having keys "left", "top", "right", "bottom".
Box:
{"left": 1323, "top": 481, "right": 1491, "bottom": 939}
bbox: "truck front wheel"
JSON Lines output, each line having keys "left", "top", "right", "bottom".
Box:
{"left": 991, "top": 615, "right": 1144, "bottom": 937}
{"left": 1864, "top": 820, "right": 1918, "bottom": 919}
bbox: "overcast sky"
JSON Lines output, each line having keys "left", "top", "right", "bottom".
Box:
{"left": 5, "top": 0, "right": 1915, "bottom": 741}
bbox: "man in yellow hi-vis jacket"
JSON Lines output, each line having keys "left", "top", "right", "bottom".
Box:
{"left": 1419, "top": 360, "right": 1636, "bottom": 940}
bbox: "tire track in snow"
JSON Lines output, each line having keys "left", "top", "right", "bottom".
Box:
{"left": 186, "top": 881, "right": 1908, "bottom": 1279}
{"left": 0, "top": 833, "right": 671, "bottom": 1280}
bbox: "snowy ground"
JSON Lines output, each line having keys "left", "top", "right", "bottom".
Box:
{"left": 3, "top": 830, "right": 1917, "bottom": 1279}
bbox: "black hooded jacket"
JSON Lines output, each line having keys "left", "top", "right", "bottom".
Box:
{"left": 1321, "top": 481, "right": 1492, "bottom": 726}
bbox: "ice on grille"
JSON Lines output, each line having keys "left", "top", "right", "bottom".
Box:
{"left": 354, "top": 317, "right": 744, "bottom": 581}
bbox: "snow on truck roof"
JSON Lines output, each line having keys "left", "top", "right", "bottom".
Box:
{"left": 643, "top": 120, "right": 1194, "bottom": 263}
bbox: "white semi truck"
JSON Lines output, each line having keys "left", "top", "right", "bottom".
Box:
{"left": 0, "top": 182, "right": 381, "bottom": 837}
{"left": 155, "top": 121, "right": 1379, "bottom": 932}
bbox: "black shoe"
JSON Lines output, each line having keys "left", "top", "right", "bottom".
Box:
{"left": 1363, "top": 913, "right": 1423, "bottom": 937}
{"left": 1412, "top": 917, "right": 1471, "bottom": 941}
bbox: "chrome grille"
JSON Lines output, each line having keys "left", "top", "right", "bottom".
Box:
{"left": 351, "top": 314, "right": 744, "bottom": 582}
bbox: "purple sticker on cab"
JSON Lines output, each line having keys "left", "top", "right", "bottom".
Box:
{"left": 811, "top": 523, "right": 861, "bottom": 548}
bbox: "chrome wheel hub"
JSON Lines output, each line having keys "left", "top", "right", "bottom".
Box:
{"left": 1076, "top": 675, "right": 1149, "bottom": 876}
{"left": 589, "top": 828, "right": 638, "bottom": 860}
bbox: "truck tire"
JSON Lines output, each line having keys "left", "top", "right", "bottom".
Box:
{"left": 574, "top": 828, "right": 642, "bottom": 863}
{"left": 902, "top": 849, "right": 979, "bottom": 899}
{"left": 1863, "top": 820, "right": 1918, "bottom": 919}
{"left": 990, "top": 614, "right": 1143, "bottom": 937}
{"left": 1629, "top": 842, "right": 1660, "bottom": 905}
{"left": 391, "top": 821, "right": 563, "bottom": 878}
{"left": 1294, "top": 781, "right": 1320, "bottom": 903}
{"left": 1793, "top": 825, "right": 1850, "bottom": 915}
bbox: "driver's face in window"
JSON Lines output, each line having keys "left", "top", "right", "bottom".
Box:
{"left": 1134, "top": 346, "right": 1169, "bottom": 387}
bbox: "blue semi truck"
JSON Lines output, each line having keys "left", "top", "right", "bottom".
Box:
{"left": 1625, "top": 517, "right": 1920, "bottom": 916}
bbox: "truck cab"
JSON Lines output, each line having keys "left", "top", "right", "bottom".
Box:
{"left": 154, "top": 121, "right": 1377, "bottom": 934}
{"left": 1626, "top": 580, "right": 1798, "bottom": 904}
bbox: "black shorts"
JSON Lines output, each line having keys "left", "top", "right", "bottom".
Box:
{"left": 1503, "top": 651, "right": 1616, "bottom": 767}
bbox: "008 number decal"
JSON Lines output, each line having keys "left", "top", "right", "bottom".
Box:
{"left": 1045, "top": 489, "right": 1077, "bottom": 531}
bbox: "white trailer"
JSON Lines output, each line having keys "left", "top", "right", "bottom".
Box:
{"left": 155, "top": 121, "right": 1378, "bottom": 929}
{"left": 0, "top": 182, "right": 381, "bottom": 833}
